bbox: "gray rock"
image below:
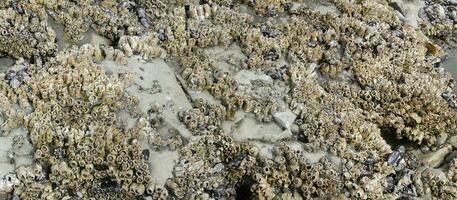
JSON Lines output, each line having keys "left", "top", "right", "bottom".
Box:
{"left": 436, "top": 133, "right": 448, "bottom": 146}
{"left": 448, "top": 135, "right": 457, "bottom": 148}
{"left": 273, "top": 110, "right": 297, "bottom": 130}
{"left": 420, "top": 144, "right": 453, "bottom": 168}
{"left": 444, "top": 151, "right": 457, "bottom": 164}
{"left": 9, "top": 78, "right": 20, "bottom": 89}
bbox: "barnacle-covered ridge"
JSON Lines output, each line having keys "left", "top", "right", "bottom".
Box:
{"left": 0, "top": 0, "right": 456, "bottom": 199}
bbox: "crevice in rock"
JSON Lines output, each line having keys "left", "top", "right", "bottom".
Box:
{"left": 380, "top": 126, "right": 406, "bottom": 148}
{"left": 235, "top": 176, "right": 255, "bottom": 200}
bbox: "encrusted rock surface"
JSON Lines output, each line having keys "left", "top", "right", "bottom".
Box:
{"left": 0, "top": 0, "right": 456, "bottom": 199}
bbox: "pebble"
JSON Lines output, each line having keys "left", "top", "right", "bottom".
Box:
{"left": 273, "top": 110, "right": 297, "bottom": 130}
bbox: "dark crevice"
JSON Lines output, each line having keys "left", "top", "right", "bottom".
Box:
{"left": 388, "top": 2, "right": 405, "bottom": 17}
{"left": 297, "top": 132, "right": 309, "bottom": 143}
{"left": 235, "top": 177, "right": 255, "bottom": 200}
{"left": 174, "top": 73, "right": 194, "bottom": 104}
{"left": 380, "top": 126, "right": 405, "bottom": 148}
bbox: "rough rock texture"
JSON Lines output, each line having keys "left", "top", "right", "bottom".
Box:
{"left": 0, "top": 0, "right": 456, "bottom": 199}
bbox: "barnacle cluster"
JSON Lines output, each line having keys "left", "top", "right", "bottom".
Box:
{"left": 418, "top": 0, "right": 457, "bottom": 48}
{"left": 39, "top": 0, "right": 145, "bottom": 42}
{"left": 0, "top": 45, "right": 158, "bottom": 199}
{"left": 0, "top": 0, "right": 457, "bottom": 199}
{"left": 0, "top": 1, "right": 56, "bottom": 59}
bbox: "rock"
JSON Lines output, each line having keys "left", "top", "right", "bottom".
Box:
{"left": 103, "top": 57, "right": 193, "bottom": 138}
{"left": 303, "top": 150, "right": 328, "bottom": 164}
{"left": 234, "top": 70, "right": 272, "bottom": 85}
{"left": 148, "top": 150, "right": 179, "bottom": 186}
{"left": 231, "top": 116, "right": 292, "bottom": 142}
{"left": 0, "top": 173, "right": 19, "bottom": 193}
{"left": 273, "top": 110, "right": 297, "bottom": 130}
{"left": 436, "top": 133, "right": 448, "bottom": 146}
{"left": 251, "top": 141, "right": 275, "bottom": 159}
{"left": 420, "top": 144, "right": 453, "bottom": 168}
{"left": 9, "top": 79, "right": 20, "bottom": 89}
{"left": 443, "top": 151, "right": 457, "bottom": 164}
{"left": 421, "top": 168, "right": 447, "bottom": 180}
{"left": 390, "top": 0, "right": 425, "bottom": 28}
{"left": 90, "top": 32, "right": 111, "bottom": 46}
{"left": 290, "top": 124, "right": 299, "bottom": 134}
{"left": 448, "top": 135, "right": 457, "bottom": 148}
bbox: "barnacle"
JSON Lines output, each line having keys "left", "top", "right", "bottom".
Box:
{"left": 0, "top": 3, "right": 56, "bottom": 59}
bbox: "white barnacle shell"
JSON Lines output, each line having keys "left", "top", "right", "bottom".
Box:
{"left": 196, "top": 5, "right": 205, "bottom": 20}
{"left": 202, "top": 4, "right": 211, "bottom": 18}
{"left": 174, "top": 7, "right": 186, "bottom": 18}
{"left": 145, "top": 183, "right": 156, "bottom": 195}
{"left": 128, "top": 36, "right": 139, "bottom": 50}
{"left": 188, "top": 6, "right": 198, "bottom": 19}
{"left": 0, "top": 173, "right": 20, "bottom": 193}
{"left": 104, "top": 46, "right": 115, "bottom": 60}
{"left": 93, "top": 46, "right": 103, "bottom": 61}
{"left": 210, "top": 4, "right": 219, "bottom": 17}
{"left": 120, "top": 40, "right": 133, "bottom": 57}
{"left": 114, "top": 50, "right": 127, "bottom": 64}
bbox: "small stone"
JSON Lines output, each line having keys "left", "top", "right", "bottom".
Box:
{"left": 420, "top": 144, "right": 452, "bottom": 168}
{"left": 444, "top": 151, "right": 457, "bottom": 164}
{"left": 273, "top": 110, "right": 297, "bottom": 130}
{"left": 397, "top": 145, "right": 406, "bottom": 154}
{"left": 450, "top": 10, "right": 457, "bottom": 22}
{"left": 290, "top": 124, "right": 299, "bottom": 134}
{"left": 90, "top": 33, "right": 111, "bottom": 46}
{"left": 436, "top": 133, "right": 448, "bottom": 146}
{"left": 9, "top": 78, "right": 20, "bottom": 89}
{"left": 448, "top": 135, "right": 457, "bottom": 148}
